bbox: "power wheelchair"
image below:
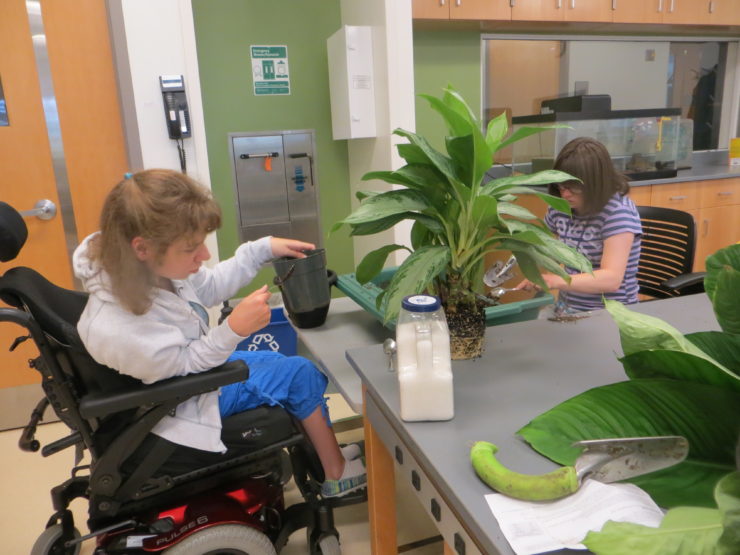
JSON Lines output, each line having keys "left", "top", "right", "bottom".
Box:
{"left": 0, "top": 202, "right": 364, "bottom": 554}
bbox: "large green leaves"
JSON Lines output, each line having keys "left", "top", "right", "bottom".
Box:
{"left": 704, "top": 244, "right": 740, "bottom": 335}
{"left": 582, "top": 472, "right": 740, "bottom": 555}
{"left": 517, "top": 379, "right": 740, "bottom": 508}
{"left": 335, "top": 189, "right": 430, "bottom": 227}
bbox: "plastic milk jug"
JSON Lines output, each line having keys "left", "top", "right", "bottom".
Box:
{"left": 396, "top": 295, "right": 454, "bottom": 422}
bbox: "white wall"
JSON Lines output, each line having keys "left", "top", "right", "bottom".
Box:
{"left": 564, "top": 41, "right": 670, "bottom": 110}
{"left": 339, "top": 0, "right": 415, "bottom": 266}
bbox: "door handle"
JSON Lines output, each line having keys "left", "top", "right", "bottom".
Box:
{"left": 19, "top": 199, "right": 57, "bottom": 221}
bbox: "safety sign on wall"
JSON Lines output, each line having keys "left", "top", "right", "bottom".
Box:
{"left": 250, "top": 45, "right": 290, "bottom": 96}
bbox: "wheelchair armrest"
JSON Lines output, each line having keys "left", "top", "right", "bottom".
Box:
{"left": 662, "top": 271, "right": 706, "bottom": 292}
{"left": 78, "top": 360, "right": 249, "bottom": 419}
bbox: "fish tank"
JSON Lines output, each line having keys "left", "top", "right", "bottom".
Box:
{"left": 510, "top": 96, "right": 684, "bottom": 181}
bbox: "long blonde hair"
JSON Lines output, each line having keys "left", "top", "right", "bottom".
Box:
{"left": 90, "top": 169, "right": 221, "bottom": 314}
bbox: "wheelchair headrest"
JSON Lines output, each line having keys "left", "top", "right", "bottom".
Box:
{"left": 0, "top": 266, "right": 88, "bottom": 349}
{"left": 0, "top": 202, "right": 28, "bottom": 262}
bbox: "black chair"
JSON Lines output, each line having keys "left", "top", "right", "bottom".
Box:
{"left": 0, "top": 202, "right": 363, "bottom": 554}
{"left": 636, "top": 205, "right": 706, "bottom": 299}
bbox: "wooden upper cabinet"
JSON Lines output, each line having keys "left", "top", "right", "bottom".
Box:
{"left": 708, "top": 0, "right": 740, "bottom": 25}
{"left": 511, "top": 0, "right": 566, "bottom": 21}
{"left": 662, "top": 0, "right": 712, "bottom": 25}
{"left": 450, "top": 0, "right": 511, "bottom": 20}
{"left": 612, "top": 0, "right": 665, "bottom": 23}
{"left": 413, "top": 0, "right": 450, "bottom": 19}
{"left": 563, "top": 0, "right": 612, "bottom": 22}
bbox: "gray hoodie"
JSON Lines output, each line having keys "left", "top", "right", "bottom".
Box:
{"left": 73, "top": 233, "right": 273, "bottom": 452}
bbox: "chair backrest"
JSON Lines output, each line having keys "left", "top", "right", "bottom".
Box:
{"left": 636, "top": 205, "right": 696, "bottom": 298}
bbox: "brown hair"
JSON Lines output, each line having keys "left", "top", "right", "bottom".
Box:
{"left": 89, "top": 169, "right": 221, "bottom": 314}
{"left": 547, "top": 137, "right": 629, "bottom": 216}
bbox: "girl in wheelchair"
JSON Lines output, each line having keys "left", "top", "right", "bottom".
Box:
{"left": 72, "top": 168, "right": 366, "bottom": 498}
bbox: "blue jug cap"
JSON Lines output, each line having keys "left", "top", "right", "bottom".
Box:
{"left": 402, "top": 295, "right": 441, "bottom": 312}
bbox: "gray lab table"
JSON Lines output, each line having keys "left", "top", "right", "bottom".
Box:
{"left": 346, "top": 294, "right": 718, "bottom": 555}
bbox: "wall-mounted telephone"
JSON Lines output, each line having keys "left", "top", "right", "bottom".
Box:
{"left": 159, "top": 75, "right": 191, "bottom": 139}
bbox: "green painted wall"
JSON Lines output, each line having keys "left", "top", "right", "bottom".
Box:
{"left": 191, "top": 0, "right": 352, "bottom": 290}
{"left": 413, "top": 30, "right": 482, "bottom": 150}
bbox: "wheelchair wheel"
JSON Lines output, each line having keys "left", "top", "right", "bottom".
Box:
{"left": 31, "top": 524, "right": 81, "bottom": 555}
{"left": 317, "top": 534, "right": 341, "bottom": 555}
{"left": 163, "top": 523, "right": 276, "bottom": 555}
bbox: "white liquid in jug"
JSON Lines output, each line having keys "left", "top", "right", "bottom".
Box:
{"left": 396, "top": 318, "right": 454, "bottom": 421}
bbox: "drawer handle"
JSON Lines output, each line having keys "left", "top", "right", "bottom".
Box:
{"left": 668, "top": 195, "right": 687, "bottom": 201}
{"left": 430, "top": 498, "right": 442, "bottom": 522}
{"left": 395, "top": 445, "right": 404, "bottom": 465}
{"left": 703, "top": 219, "right": 709, "bottom": 237}
{"left": 454, "top": 532, "right": 466, "bottom": 555}
{"left": 717, "top": 191, "right": 733, "bottom": 196}
{"left": 411, "top": 469, "right": 421, "bottom": 491}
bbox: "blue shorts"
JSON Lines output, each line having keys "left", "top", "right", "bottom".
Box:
{"left": 218, "top": 350, "right": 329, "bottom": 422}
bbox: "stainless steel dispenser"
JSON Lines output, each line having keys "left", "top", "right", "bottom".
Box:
{"left": 229, "top": 129, "right": 322, "bottom": 246}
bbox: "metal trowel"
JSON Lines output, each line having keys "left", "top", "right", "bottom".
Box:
{"left": 470, "top": 435, "right": 689, "bottom": 501}
{"left": 572, "top": 435, "right": 689, "bottom": 484}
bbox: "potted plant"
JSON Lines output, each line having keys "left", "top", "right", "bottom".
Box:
{"left": 334, "top": 86, "right": 591, "bottom": 359}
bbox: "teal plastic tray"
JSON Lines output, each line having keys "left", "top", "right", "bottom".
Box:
{"left": 336, "top": 267, "right": 553, "bottom": 331}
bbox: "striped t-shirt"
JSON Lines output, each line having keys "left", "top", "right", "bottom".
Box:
{"left": 544, "top": 193, "right": 642, "bottom": 312}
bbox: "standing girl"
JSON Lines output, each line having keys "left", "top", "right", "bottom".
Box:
{"left": 74, "top": 169, "right": 365, "bottom": 497}
{"left": 516, "top": 137, "right": 642, "bottom": 313}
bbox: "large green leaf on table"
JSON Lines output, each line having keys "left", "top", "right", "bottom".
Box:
{"left": 517, "top": 379, "right": 740, "bottom": 508}
{"left": 582, "top": 507, "right": 723, "bottom": 554}
{"left": 704, "top": 243, "right": 740, "bottom": 335}
{"left": 621, "top": 350, "right": 740, "bottom": 394}
{"left": 355, "top": 244, "right": 409, "bottom": 284}
{"left": 716, "top": 472, "right": 740, "bottom": 554}
{"left": 687, "top": 331, "right": 740, "bottom": 377}
{"left": 605, "top": 300, "right": 713, "bottom": 357}
{"left": 380, "top": 245, "right": 450, "bottom": 323}
{"left": 581, "top": 472, "right": 740, "bottom": 555}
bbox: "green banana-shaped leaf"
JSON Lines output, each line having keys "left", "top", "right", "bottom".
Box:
{"left": 446, "top": 135, "right": 475, "bottom": 188}
{"left": 355, "top": 244, "right": 409, "bottom": 284}
{"left": 687, "top": 331, "right": 740, "bottom": 376}
{"left": 470, "top": 195, "right": 500, "bottom": 230}
{"left": 502, "top": 222, "right": 591, "bottom": 273}
{"left": 497, "top": 124, "right": 572, "bottom": 151}
{"left": 362, "top": 169, "right": 424, "bottom": 189}
{"left": 704, "top": 243, "right": 740, "bottom": 335}
{"left": 396, "top": 143, "right": 429, "bottom": 165}
{"left": 381, "top": 245, "right": 450, "bottom": 323}
{"left": 347, "top": 212, "right": 444, "bottom": 237}
{"left": 518, "top": 379, "right": 740, "bottom": 508}
{"left": 620, "top": 350, "right": 740, "bottom": 394}
{"left": 441, "top": 87, "right": 480, "bottom": 129}
{"left": 338, "top": 189, "right": 430, "bottom": 226}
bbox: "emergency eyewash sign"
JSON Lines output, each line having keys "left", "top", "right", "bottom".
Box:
{"left": 250, "top": 45, "right": 290, "bottom": 96}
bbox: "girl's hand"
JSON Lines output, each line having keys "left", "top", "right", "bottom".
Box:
{"left": 270, "top": 237, "right": 315, "bottom": 258}
{"left": 515, "top": 279, "right": 537, "bottom": 292}
{"left": 516, "top": 274, "right": 567, "bottom": 292}
{"left": 227, "top": 285, "right": 272, "bottom": 337}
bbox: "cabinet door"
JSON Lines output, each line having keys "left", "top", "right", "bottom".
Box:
{"left": 650, "top": 181, "right": 701, "bottom": 211}
{"left": 511, "top": 0, "right": 566, "bottom": 21}
{"left": 628, "top": 184, "right": 652, "bottom": 206}
{"left": 662, "top": 0, "right": 711, "bottom": 24}
{"left": 413, "top": 0, "right": 450, "bottom": 19}
{"left": 564, "top": 0, "right": 612, "bottom": 22}
{"left": 700, "top": 178, "right": 740, "bottom": 209}
{"left": 708, "top": 0, "right": 740, "bottom": 25}
{"left": 695, "top": 205, "right": 740, "bottom": 270}
{"left": 450, "top": 0, "right": 511, "bottom": 20}
{"left": 612, "top": 0, "right": 664, "bottom": 23}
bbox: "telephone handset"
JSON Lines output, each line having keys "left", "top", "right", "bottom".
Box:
{"left": 159, "top": 75, "right": 191, "bottom": 139}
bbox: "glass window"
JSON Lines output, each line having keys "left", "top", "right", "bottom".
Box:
{"left": 484, "top": 37, "right": 735, "bottom": 152}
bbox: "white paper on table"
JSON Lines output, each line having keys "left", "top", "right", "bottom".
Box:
{"left": 484, "top": 479, "right": 665, "bottom": 555}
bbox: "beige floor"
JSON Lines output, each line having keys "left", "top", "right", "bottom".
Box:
{"left": 0, "top": 393, "right": 442, "bottom": 554}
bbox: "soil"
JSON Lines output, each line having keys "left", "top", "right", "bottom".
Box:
{"left": 445, "top": 302, "right": 486, "bottom": 360}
